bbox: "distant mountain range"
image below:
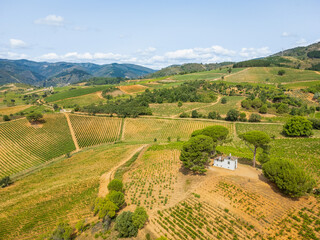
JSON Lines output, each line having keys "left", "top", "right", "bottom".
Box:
{"left": 0, "top": 59, "right": 155, "bottom": 86}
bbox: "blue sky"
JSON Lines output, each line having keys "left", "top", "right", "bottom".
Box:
{"left": 0, "top": 0, "right": 319, "bottom": 69}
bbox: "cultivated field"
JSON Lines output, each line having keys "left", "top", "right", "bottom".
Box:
{"left": 0, "top": 104, "right": 30, "bottom": 115}
{"left": 119, "top": 84, "right": 148, "bottom": 94}
{"left": 123, "top": 118, "right": 234, "bottom": 142}
{"left": 0, "top": 114, "right": 75, "bottom": 178}
{"left": 150, "top": 102, "right": 211, "bottom": 117}
{"left": 68, "top": 114, "right": 122, "bottom": 148}
{"left": 53, "top": 92, "right": 106, "bottom": 107}
{"left": 0, "top": 144, "right": 141, "bottom": 240}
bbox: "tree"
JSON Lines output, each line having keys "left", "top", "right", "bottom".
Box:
{"left": 239, "top": 131, "right": 271, "bottom": 168}
{"left": 107, "top": 179, "right": 123, "bottom": 192}
{"left": 259, "top": 104, "right": 268, "bottom": 114}
{"left": 132, "top": 207, "right": 148, "bottom": 229}
{"left": 94, "top": 198, "right": 119, "bottom": 219}
{"left": 26, "top": 112, "right": 44, "bottom": 123}
{"left": 107, "top": 191, "right": 125, "bottom": 208}
{"left": 249, "top": 113, "right": 262, "bottom": 122}
{"left": 252, "top": 98, "right": 262, "bottom": 109}
{"left": 178, "top": 101, "right": 183, "bottom": 107}
{"left": 278, "top": 70, "right": 286, "bottom": 76}
{"left": 53, "top": 103, "right": 59, "bottom": 111}
{"left": 115, "top": 211, "right": 138, "bottom": 238}
{"left": 191, "top": 110, "right": 199, "bottom": 118}
{"left": 208, "top": 111, "right": 221, "bottom": 120}
{"left": 179, "top": 112, "right": 189, "bottom": 118}
{"left": 283, "top": 116, "right": 313, "bottom": 137}
{"left": 263, "top": 159, "right": 315, "bottom": 197}
{"left": 221, "top": 97, "right": 227, "bottom": 104}
{"left": 3, "top": 115, "right": 10, "bottom": 121}
{"left": 277, "top": 103, "right": 289, "bottom": 114}
{"left": 225, "top": 109, "right": 239, "bottom": 121}
{"left": 239, "top": 112, "right": 247, "bottom": 122}
{"left": 75, "top": 219, "right": 86, "bottom": 233}
{"left": 309, "top": 118, "right": 320, "bottom": 129}
{"left": 241, "top": 99, "right": 252, "bottom": 109}
{"left": 180, "top": 135, "right": 214, "bottom": 173}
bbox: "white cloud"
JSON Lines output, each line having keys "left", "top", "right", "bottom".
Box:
{"left": 34, "top": 15, "right": 64, "bottom": 26}
{"left": 296, "top": 38, "right": 307, "bottom": 45}
{"left": 0, "top": 51, "right": 28, "bottom": 59}
{"left": 137, "top": 47, "right": 157, "bottom": 56}
{"left": 281, "top": 32, "right": 297, "bottom": 38}
{"left": 9, "top": 39, "right": 27, "bottom": 48}
{"left": 239, "top": 47, "right": 271, "bottom": 58}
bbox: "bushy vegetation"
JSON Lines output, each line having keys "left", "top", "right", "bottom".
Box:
{"left": 307, "top": 50, "right": 320, "bottom": 58}
{"left": 233, "top": 57, "right": 291, "bottom": 68}
{"left": 48, "top": 222, "right": 73, "bottom": 240}
{"left": 262, "top": 159, "right": 315, "bottom": 197}
{"left": 82, "top": 76, "right": 126, "bottom": 85}
{"left": 283, "top": 116, "right": 313, "bottom": 137}
{"left": 0, "top": 176, "right": 12, "bottom": 188}
{"left": 107, "top": 179, "right": 123, "bottom": 192}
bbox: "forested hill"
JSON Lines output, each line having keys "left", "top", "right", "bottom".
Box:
{"left": 0, "top": 59, "right": 155, "bottom": 86}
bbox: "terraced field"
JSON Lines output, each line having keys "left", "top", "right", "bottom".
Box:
{"left": 0, "top": 114, "right": 75, "bottom": 178}
{"left": 123, "top": 118, "right": 234, "bottom": 142}
{"left": 68, "top": 114, "right": 122, "bottom": 148}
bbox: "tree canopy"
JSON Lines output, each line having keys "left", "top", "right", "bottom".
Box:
{"left": 180, "top": 135, "right": 214, "bottom": 173}
{"left": 107, "top": 179, "right": 123, "bottom": 192}
{"left": 132, "top": 207, "right": 148, "bottom": 229}
{"left": 115, "top": 211, "right": 138, "bottom": 238}
{"left": 283, "top": 116, "right": 313, "bottom": 137}
{"left": 239, "top": 131, "right": 271, "bottom": 167}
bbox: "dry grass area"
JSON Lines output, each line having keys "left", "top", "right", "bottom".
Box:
{"left": 119, "top": 84, "right": 148, "bottom": 94}
{"left": 123, "top": 118, "right": 234, "bottom": 142}
{"left": 0, "top": 105, "right": 30, "bottom": 115}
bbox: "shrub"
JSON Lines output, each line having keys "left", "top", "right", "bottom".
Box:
{"left": 283, "top": 116, "right": 313, "bottom": 137}
{"left": 225, "top": 109, "right": 239, "bottom": 121}
{"left": 0, "top": 176, "right": 13, "bottom": 188}
{"left": 249, "top": 113, "right": 262, "bottom": 122}
{"left": 309, "top": 118, "right": 320, "bottom": 129}
{"left": 75, "top": 219, "right": 86, "bottom": 233}
{"left": 179, "top": 112, "right": 189, "bottom": 118}
{"left": 259, "top": 104, "right": 268, "bottom": 114}
{"left": 208, "top": 111, "right": 221, "bottom": 120}
{"left": 277, "top": 103, "right": 289, "bottom": 114}
{"left": 178, "top": 101, "right": 183, "bottom": 107}
{"left": 94, "top": 198, "right": 119, "bottom": 219}
{"left": 132, "top": 207, "right": 148, "bottom": 229}
{"left": 239, "top": 112, "right": 247, "bottom": 122}
{"left": 49, "top": 222, "right": 73, "bottom": 240}
{"left": 3, "top": 115, "right": 10, "bottom": 121}
{"left": 191, "top": 110, "right": 199, "bottom": 118}
{"left": 252, "top": 98, "right": 263, "bottom": 109}
{"left": 262, "top": 159, "right": 315, "bottom": 197}
{"left": 107, "top": 179, "right": 123, "bottom": 192}
{"left": 221, "top": 97, "right": 227, "bottom": 104}
{"left": 278, "top": 70, "right": 286, "bottom": 76}
{"left": 115, "top": 211, "right": 138, "bottom": 238}
{"left": 107, "top": 191, "right": 125, "bottom": 208}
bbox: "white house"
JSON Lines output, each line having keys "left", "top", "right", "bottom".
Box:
{"left": 213, "top": 154, "right": 238, "bottom": 170}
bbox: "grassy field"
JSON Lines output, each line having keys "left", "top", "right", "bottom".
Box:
{"left": 0, "top": 144, "right": 141, "bottom": 240}
{"left": 284, "top": 80, "right": 320, "bottom": 89}
{"left": 45, "top": 86, "right": 109, "bottom": 102}
{"left": 123, "top": 118, "right": 234, "bottom": 142}
{"left": 170, "top": 68, "right": 245, "bottom": 81}
{"left": 119, "top": 84, "right": 148, "bottom": 94}
{"left": 236, "top": 122, "right": 284, "bottom": 138}
{"left": 69, "top": 114, "right": 122, "bottom": 148}
{"left": 198, "top": 96, "right": 245, "bottom": 116}
{"left": 0, "top": 114, "right": 75, "bottom": 178}
{"left": 150, "top": 102, "right": 211, "bottom": 117}
{"left": 225, "top": 67, "right": 320, "bottom": 84}
{"left": 53, "top": 92, "right": 106, "bottom": 107}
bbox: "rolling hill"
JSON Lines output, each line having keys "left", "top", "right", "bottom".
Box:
{"left": 0, "top": 59, "right": 155, "bottom": 86}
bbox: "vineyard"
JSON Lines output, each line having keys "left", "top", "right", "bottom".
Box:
{"left": 123, "top": 118, "right": 234, "bottom": 142}
{"left": 236, "top": 123, "right": 284, "bottom": 138}
{"left": 68, "top": 114, "right": 122, "bottom": 148}
{"left": 150, "top": 102, "right": 210, "bottom": 117}
{"left": 0, "top": 114, "right": 75, "bottom": 178}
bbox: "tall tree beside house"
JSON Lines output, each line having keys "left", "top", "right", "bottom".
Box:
{"left": 239, "top": 131, "right": 271, "bottom": 168}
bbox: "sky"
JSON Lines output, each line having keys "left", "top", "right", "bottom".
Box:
{"left": 0, "top": 0, "right": 319, "bottom": 69}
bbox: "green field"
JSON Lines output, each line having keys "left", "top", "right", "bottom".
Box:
{"left": 236, "top": 122, "right": 284, "bottom": 138}
{"left": 0, "top": 114, "right": 75, "bottom": 178}
{"left": 0, "top": 144, "right": 141, "bottom": 240}
{"left": 225, "top": 67, "right": 320, "bottom": 83}
{"left": 45, "top": 86, "right": 109, "bottom": 102}
{"left": 53, "top": 92, "right": 106, "bottom": 107}
{"left": 171, "top": 68, "right": 244, "bottom": 81}
{"left": 150, "top": 102, "right": 211, "bottom": 117}
{"left": 198, "top": 96, "right": 245, "bottom": 115}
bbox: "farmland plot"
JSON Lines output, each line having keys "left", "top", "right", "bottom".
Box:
{"left": 0, "top": 114, "right": 75, "bottom": 177}
{"left": 123, "top": 118, "right": 233, "bottom": 142}
{"left": 68, "top": 114, "right": 122, "bottom": 148}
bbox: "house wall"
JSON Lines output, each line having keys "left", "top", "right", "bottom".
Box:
{"left": 213, "top": 159, "right": 237, "bottom": 170}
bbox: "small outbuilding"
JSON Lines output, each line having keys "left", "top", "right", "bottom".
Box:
{"left": 213, "top": 154, "right": 238, "bottom": 170}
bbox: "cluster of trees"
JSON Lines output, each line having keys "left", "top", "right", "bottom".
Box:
{"left": 283, "top": 116, "right": 313, "bottom": 137}
{"left": 180, "top": 126, "right": 229, "bottom": 173}
{"left": 307, "top": 50, "right": 320, "bottom": 59}
{"left": 26, "top": 112, "right": 44, "bottom": 123}
{"left": 233, "top": 57, "right": 291, "bottom": 68}
{"left": 225, "top": 109, "right": 261, "bottom": 122}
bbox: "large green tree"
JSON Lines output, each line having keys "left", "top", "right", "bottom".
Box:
{"left": 239, "top": 131, "right": 271, "bottom": 168}
{"left": 132, "top": 207, "right": 148, "bottom": 229}
{"left": 283, "top": 116, "right": 313, "bottom": 137}
{"left": 263, "top": 159, "right": 315, "bottom": 197}
{"left": 115, "top": 211, "right": 138, "bottom": 238}
{"left": 180, "top": 135, "right": 214, "bottom": 173}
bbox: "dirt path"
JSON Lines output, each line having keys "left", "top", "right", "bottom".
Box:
{"left": 172, "top": 96, "right": 221, "bottom": 118}
{"left": 64, "top": 113, "right": 80, "bottom": 152}
{"left": 96, "top": 91, "right": 104, "bottom": 99}
{"left": 315, "top": 71, "right": 320, "bottom": 75}
{"left": 98, "top": 144, "right": 147, "bottom": 198}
